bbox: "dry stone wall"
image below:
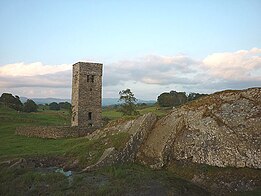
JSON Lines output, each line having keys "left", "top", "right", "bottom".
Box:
{"left": 16, "top": 126, "right": 95, "bottom": 139}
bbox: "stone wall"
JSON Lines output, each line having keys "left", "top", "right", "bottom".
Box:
{"left": 16, "top": 126, "right": 96, "bottom": 139}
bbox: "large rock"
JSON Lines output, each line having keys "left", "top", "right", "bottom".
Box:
{"left": 137, "top": 88, "right": 261, "bottom": 169}
{"left": 83, "top": 113, "right": 157, "bottom": 171}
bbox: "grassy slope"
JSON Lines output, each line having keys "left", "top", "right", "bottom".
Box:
{"left": 0, "top": 105, "right": 133, "bottom": 169}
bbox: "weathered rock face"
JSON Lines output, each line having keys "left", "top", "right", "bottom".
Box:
{"left": 137, "top": 88, "right": 261, "bottom": 169}
{"left": 83, "top": 113, "right": 157, "bottom": 171}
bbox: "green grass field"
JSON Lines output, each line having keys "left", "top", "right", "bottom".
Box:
{"left": 0, "top": 106, "right": 69, "bottom": 158}
{"left": 0, "top": 104, "right": 169, "bottom": 160}
{"left": 102, "top": 105, "right": 169, "bottom": 120}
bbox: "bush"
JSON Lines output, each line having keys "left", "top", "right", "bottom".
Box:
{"left": 49, "top": 102, "right": 60, "bottom": 110}
{"left": 157, "top": 91, "right": 187, "bottom": 107}
{"left": 23, "top": 99, "right": 37, "bottom": 113}
{"left": 0, "top": 93, "right": 23, "bottom": 111}
{"left": 58, "top": 102, "right": 71, "bottom": 110}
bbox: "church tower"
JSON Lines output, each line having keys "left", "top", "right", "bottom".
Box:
{"left": 71, "top": 62, "right": 103, "bottom": 128}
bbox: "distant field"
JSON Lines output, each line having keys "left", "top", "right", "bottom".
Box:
{"left": 102, "top": 105, "right": 170, "bottom": 120}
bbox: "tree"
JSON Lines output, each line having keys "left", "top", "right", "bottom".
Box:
{"left": 0, "top": 93, "right": 23, "bottom": 111}
{"left": 58, "top": 102, "right": 71, "bottom": 110}
{"left": 157, "top": 91, "right": 187, "bottom": 107}
{"left": 170, "top": 91, "right": 187, "bottom": 106}
{"left": 49, "top": 102, "right": 60, "bottom": 110}
{"left": 187, "top": 92, "right": 207, "bottom": 102}
{"left": 119, "top": 89, "right": 139, "bottom": 116}
{"left": 157, "top": 91, "right": 208, "bottom": 107}
{"left": 23, "top": 99, "right": 37, "bottom": 113}
{"left": 157, "top": 92, "right": 175, "bottom": 107}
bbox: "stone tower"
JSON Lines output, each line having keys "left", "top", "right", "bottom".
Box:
{"left": 71, "top": 62, "right": 103, "bottom": 128}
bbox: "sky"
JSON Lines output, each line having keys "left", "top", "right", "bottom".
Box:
{"left": 0, "top": 0, "right": 260, "bottom": 100}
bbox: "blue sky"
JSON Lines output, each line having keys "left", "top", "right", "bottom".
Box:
{"left": 0, "top": 0, "right": 261, "bottom": 99}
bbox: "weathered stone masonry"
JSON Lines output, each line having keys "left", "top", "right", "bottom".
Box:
{"left": 71, "top": 62, "right": 103, "bottom": 128}
{"left": 16, "top": 126, "right": 96, "bottom": 139}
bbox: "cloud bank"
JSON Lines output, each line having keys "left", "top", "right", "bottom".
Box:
{"left": 0, "top": 48, "right": 260, "bottom": 99}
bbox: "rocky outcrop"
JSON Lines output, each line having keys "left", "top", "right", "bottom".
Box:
{"left": 83, "top": 113, "right": 157, "bottom": 171}
{"left": 137, "top": 88, "right": 261, "bottom": 169}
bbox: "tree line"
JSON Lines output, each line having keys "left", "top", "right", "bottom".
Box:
{"left": 117, "top": 89, "right": 208, "bottom": 116}
{"left": 1, "top": 90, "right": 206, "bottom": 115}
{"left": 0, "top": 93, "right": 71, "bottom": 113}
{"left": 157, "top": 91, "right": 207, "bottom": 107}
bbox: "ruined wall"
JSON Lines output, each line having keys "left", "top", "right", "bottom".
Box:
{"left": 71, "top": 62, "right": 103, "bottom": 128}
{"left": 16, "top": 126, "right": 96, "bottom": 139}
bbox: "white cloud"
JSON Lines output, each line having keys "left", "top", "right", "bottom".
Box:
{"left": 0, "top": 48, "right": 260, "bottom": 99}
{"left": 203, "top": 47, "right": 261, "bottom": 80}
{"left": 0, "top": 62, "right": 71, "bottom": 76}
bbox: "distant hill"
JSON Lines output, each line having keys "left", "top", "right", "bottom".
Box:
{"left": 20, "top": 97, "right": 156, "bottom": 106}
{"left": 102, "top": 98, "right": 156, "bottom": 106}
{"left": 20, "top": 97, "right": 70, "bottom": 105}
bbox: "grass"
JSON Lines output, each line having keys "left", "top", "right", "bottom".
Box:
{"left": 0, "top": 104, "right": 160, "bottom": 162}
{"left": 0, "top": 163, "right": 209, "bottom": 195}
{"left": 95, "top": 163, "right": 209, "bottom": 195}
{"left": 168, "top": 160, "right": 261, "bottom": 195}
{"left": 0, "top": 106, "right": 71, "bottom": 159}
{"left": 102, "top": 105, "right": 170, "bottom": 121}
{"left": 64, "top": 132, "right": 130, "bottom": 167}
{"left": 138, "top": 106, "right": 170, "bottom": 116}
{"left": 102, "top": 108, "right": 122, "bottom": 120}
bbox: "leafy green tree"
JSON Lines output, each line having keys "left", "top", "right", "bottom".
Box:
{"left": 23, "top": 99, "right": 38, "bottom": 113}
{"left": 157, "top": 91, "right": 187, "bottom": 107}
{"left": 0, "top": 93, "right": 23, "bottom": 111}
{"left": 157, "top": 92, "right": 174, "bottom": 107}
{"left": 119, "top": 89, "right": 139, "bottom": 116}
{"left": 58, "top": 102, "right": 71, "bottom": 110}
{"left": 187, "top": 92, "right": 208, "bottom": 102}
{"left": 170, "top": 91, "right": 187, "bottom": 106}
{"left": 49, "top": 102, "right": 60, "bottom": 110}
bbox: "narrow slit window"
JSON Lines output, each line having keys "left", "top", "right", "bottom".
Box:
{"left": 91, "top": 75, "right": 94, "bottom": 83}
{"left": 88, "top": 112, "right": 92, "bottom": 120}
{"left": 87, "top": 75, "right": 90, "bottom": 82}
